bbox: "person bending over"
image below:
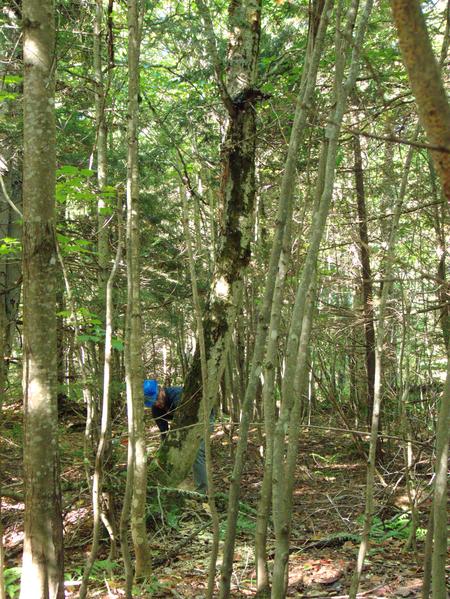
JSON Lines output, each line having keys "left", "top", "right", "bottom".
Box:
{"left": 143, "top": 379, "right": 208, "bottom": 494}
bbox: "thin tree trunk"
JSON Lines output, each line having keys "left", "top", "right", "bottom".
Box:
{"left": 123, "top": 0, "right": 151, "bottom": 581}
{"left": 254, "top": 8, "right": 332, "bottom": 589}
{"left": 93, "top": 0, "right": 118, "bottom": 558}
{"left": 254, "top": 245, "right": 289, "bottom": 596}
{"left": 20, "top": 1, "right": 64, "bottom": 597}
{"left": 270, "top": 1, "right": 374, "bottom": 594}
{"left": 180, "top": 180, "right": 220, "bottom": 599}
{"left": 95, "top": 0, "right": 110, "bottom": 305}
{"left": 421, "top": 506, "right": 434, "bottom": 599}
{"left": 430, "top": 358, "right": 449, "bottom": 599}
{"left": 0, "top": 266, "right": 6, "bottom": 599}
{"left": 353, "top": 132, "right": 375, "bottom": 426}
{"left": 349, "top": 131, "right": 417, "bottom": 599}
{"left": 220, "top": 3, "right": 334, "bottom": 595}
{"left": 79, "top": 199, "right": 122, "bottom": 599}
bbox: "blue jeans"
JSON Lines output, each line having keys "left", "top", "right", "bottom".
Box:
{"left": 193, "top": 440, "right": 207, "bottom": 493}
{"left": 193, "top": 413, "right": 214, "bottom": 493}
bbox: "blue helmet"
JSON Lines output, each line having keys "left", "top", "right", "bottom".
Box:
{"left": 143, "top": 379, "right": 158, "bottom": 407}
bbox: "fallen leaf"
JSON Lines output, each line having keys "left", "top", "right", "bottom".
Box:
{"left": 313, "top": 565, "right": 343, "bottom": 585}
{"left": 343, "top": 540, "right": 355, "bottom": 549}
{"left": 395, "top": 587, "right": 414, "bottom": 597}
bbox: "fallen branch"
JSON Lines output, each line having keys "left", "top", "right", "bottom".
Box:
{"left": 152, "top": 520, "right": 211, "bottom": 567}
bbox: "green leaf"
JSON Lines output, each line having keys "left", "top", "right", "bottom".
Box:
{"left": 78, "top": 333, "right": 102, "bottom": 343}
{"left": 79, "top": 168, "right": 94, "bottom": 177}
{"left": 0, "top": 237, "right": 21, "bottom": 255}
{"left": 57, "top": 165, "right": 79, "bottom": 176}
{"left": 0, "top": 91, "right": 17, "bottom": 102}
{"left": 112, "top": 338, "right": 124, "bottom": 351}
{"left": 4, "top": 74, "right": 23, "bottom": 85}
{"left": 99, "top": 206, "right": 114, "bottom": 216}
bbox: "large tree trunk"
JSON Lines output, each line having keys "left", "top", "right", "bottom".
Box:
{"left": 20, "top": 1, "right": 65, "bottom": 597}
{"left": 150, "top": 0, "right": 262, "bottom": 490}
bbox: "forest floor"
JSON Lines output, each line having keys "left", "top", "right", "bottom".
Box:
{"left": 2, "top": 405, "right": 447, "bottom": 598}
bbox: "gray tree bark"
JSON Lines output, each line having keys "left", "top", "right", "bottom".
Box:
{"left": 430, "top": 359, "right": 449, "bottom": 599}
{"left": 122, "top": 0, "right": 152, "bottom": 583}
{"left": 180, "top": 179, "right": 220, "bottom": 599}
{"left": 79, "top": 199, "right": 122, "bottom": 598}
{"left": 219, "top": 3, "right": 334, "bottom": 596}
{"left": 270, "top": 1, "right": 374, "bottom": 594}
{"left": 349, "top": 129, "right": 417, "bottom": 599}
{"left": 151, "top": 0, "right": 262, "bottom": 498}
{"left": 253, "top": 5, "right": 333, "bottom": 594}
{"left": 20, "top": 1, "right": 64, "bottom": 597}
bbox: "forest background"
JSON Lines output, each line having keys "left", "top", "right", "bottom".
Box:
{"left": 0, "top": 0, "right": 449, "bottom": 598}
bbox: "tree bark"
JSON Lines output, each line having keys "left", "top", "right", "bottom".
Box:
{"left": 353, "top": 132, "right": 375, "bottom": 426}
{"left": 270, "top": 1, "right": 375, "bottom": 594}
{"left": 430, "top": 358, "right": 449, "bottom": 599}
{"left": 20, "top": 1, "right": 65, "bottom": 597}
{"left": 390, "top": 0, "right": 450, "bottom": 200}
{"left": 123, "top": 0, "right": 152, "bottom": 582}
{"left": 151, "top": 0, "right": 262, "bottom": 494}
{"left": 79, "top": 199, "right": 122, "bottom": 599}
{"left": 220, "top": 3, "right": 334, "bottom": 595}
{"left": 180, "top": 179, "right": 220, "bottom": 599}
{"left": 349, "top": 129, "right": 417, "bottom": 599}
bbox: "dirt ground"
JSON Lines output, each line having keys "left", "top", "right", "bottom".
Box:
{"left": 2, "top": 409, "right": 448, "bottom": 598}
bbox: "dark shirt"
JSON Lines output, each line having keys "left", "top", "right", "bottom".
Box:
{"left": 151, "top": 386, "right": 183, "bottom": 438}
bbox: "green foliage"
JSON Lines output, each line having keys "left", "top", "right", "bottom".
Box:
{"left": 0, "top": 237, "right": 21, "bottom": 256}
{"left": 57, "top": 233, "right": 93, "bottom": 255}
{"left": 4, "top": 567, "right": 21, "bottom": 599}
{"left": 220, "top": 512, "right": 255, "bottom": 540}
{"left": 65, "top": 559, "right": 119, "bottom": 582}
{"left": 0, "top": 91, "right": 18, "bottom": 102}
{"left": 133, "top": 575, "right": 170, "bottom": 596}
{"left": 361, "top": 512, "right": 427, "bottom": 543}
{"left": 146, "top": 492, "right": 183, "bottom": 530}
{"left": 56, "top": 165, "right": 96, "bottom": 206}
{"left": 5, "top": 421, "right": 23, "bottom": 443}
{"left": 3, "top": 74, "right": 23, "bottom": 85}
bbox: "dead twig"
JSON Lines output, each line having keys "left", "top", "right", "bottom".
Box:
{"left": 152, "top": 520, "right": 211, "bottom": 567}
